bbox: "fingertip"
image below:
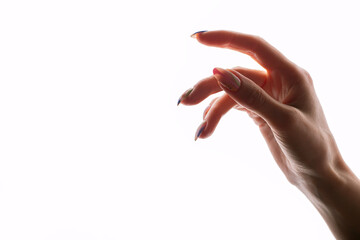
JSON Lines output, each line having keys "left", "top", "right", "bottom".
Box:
{"left": 195, "top": 126, "right": 213, "bottom": 141}
{"left": 177, "top": 88, "right": 193, "bottom": 106}
{"left": 213, "top": 67, "right": 221, "bottom": 75}
{"left": 194, "top": 121, "right": 207, "bottom": 141}
{"left": 190, "top": 30, "right": 208, "bottom": 39}
{"left": 212, "top": 67, "right": 241, "bottom": 92}
{"left": 195, "top": 119, "right": 217, "bottom": 141}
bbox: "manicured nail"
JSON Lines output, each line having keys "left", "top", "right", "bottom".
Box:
{"left": 177, "top": 88, "right": 193, "bottom": 106}
{"left": 213, "top": 68, "right": 241, "bottom": 91}
{"left": 190, "top": 30, "right": 208, "bottom": 38}
{"left": 195, "top": 121, "right": 207, "bottom": 141}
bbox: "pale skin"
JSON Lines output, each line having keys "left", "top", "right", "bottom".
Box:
{"left": 178, "top": 30, "right": 360, "bottom": 239}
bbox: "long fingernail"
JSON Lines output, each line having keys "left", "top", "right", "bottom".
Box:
{"left": 195, "top": 121, "right": 207, "bottom": 141}
{"left": 177, "top": 88, "right": 193, "bottom": 106}
{"left": 190, "top": 30, "right": 207, "bottom": 38}
{"left": 213, "top": 68, "right": 241, "bottom": 92}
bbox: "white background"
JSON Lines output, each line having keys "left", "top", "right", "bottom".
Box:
{"left": 1, "top": 0, "right": 360, "bottom": 239}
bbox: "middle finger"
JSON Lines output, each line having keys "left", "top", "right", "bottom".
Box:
{"left": 178, "top": 67, "right": 267, "bottom": 106}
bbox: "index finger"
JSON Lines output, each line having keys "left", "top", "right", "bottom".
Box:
{"left": 194, "top": 30, "right": 291, "bottom": 70}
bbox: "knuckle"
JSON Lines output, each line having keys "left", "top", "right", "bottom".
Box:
{"left": 226, "top": 33, "right": 237, "bottom": 48}
{"left": 293, "top": 66, "right": 311, "bottom": 79}
{"left": 300, "top": 68, "right": 311, "bottom": 78}
{"left": 289, "top": 65, "right": 311, "bottom": 79}
{"left": 280, "top": 65, "right": 314, "bottom": 89}
{"left": 300, "top": 68, "right": 314, "bottom": 86}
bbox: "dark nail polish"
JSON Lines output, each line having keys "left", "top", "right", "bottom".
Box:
{"left": 190, "top": 30, "right": 208, "bottom": 38}
{"left": 177, "top": 88, "right": 193, "bottom": 106}
{"left": 195, "top": 121, "right": 207, "bottom": 141}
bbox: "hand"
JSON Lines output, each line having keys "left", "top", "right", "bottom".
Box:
{"left": 178, "top": 30, "right": 360, "bottom": 239}
{"left": 179, "top": 30, "right": 340, "bottom": 184}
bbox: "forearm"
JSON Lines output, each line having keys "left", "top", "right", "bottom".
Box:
{"left": 298, "top": 154, "right": 360, "bottom": 239}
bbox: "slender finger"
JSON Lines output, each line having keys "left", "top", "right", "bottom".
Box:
{"left": 178, "top": 75, "right": 221, "bottom": 106}
{"left": 197, "top": 94, "right": 236, "bottom": 140}
{"left": 205, "top": 96, "right": 248, "bottom": 119}
{"left": 213, "top": 67, "right": 294, "bottom": 130}
{"left": 194, "top": 30, "right": 291, "bottom": 70}
{"left": 178, "top": 67, "right": 267, "bottom": 106}
{"left": 233, "top": 67, "right": 267, "bottom": 87}
{"left": 203, "top": 97, "right": 219, "bottom": 119}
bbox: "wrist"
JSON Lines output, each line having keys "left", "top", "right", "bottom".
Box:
{"left": 293, "top": 131, "right": 354, "bottom": 200}
{"left": 296, "top": 151, "right": 360, "bottom": 239}
{"left": 296, "top": 147, "right": 349, "bottom": 204}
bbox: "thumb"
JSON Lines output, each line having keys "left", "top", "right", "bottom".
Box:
{"left": 213, "top": 67, "right": 292, "bottom": 129}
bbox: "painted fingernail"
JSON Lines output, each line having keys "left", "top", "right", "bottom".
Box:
{"left": 190, "top": 30, "right": 208, "bottom": 38}
{"left": 177, "top": 88, "right": 193, "bottom": 106}
{"left": 213, "top": 67, "right": 241, "bottom": 92}
{"left": 195, "top": 121, "right": 207, "bottom": 141}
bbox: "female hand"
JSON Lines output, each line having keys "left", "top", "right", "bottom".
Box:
{"left": 178, "top": 30, "right": 360, "bottom": 239}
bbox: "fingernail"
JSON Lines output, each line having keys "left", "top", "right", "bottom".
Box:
{"left": 177, "top": 88, "right": 193, "bottom": 106}
{"left": 195, "top": 121, "right": 207, "bottom": 141}
{"left": 213, "top": 68, "right": 241, "bottom": 92}
{"left": 190, "top": 30, "right": 208, "bottom": 38}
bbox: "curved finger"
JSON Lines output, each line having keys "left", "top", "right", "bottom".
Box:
{"left": 196, "top": 94, "right": 236, "bottom": 140}
{"left": 213, "top": 67, "right": 294, "bottom": 130}
{"left": 194, "top": 30, "right": 291, "bottom": 70}
{"left": 178, "top": 67, "right": 267, "bottom": 106}
{"left": 233, "top": 66, "right": 267, "bottom": 88}
{"left": 178, "top": 75, "right": 221, "bottom": 106}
